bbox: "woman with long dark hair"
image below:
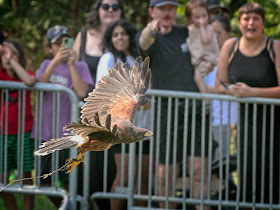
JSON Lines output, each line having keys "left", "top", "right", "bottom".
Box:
{"left": 73, "top": 0, "right": 124, "bottom": 86}
{"left": 96, "top": 19, "right": 151, "bottom": 210}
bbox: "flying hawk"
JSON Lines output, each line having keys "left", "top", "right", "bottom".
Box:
{"left": 34, "top": 57, "right": 153, "bottom": 173}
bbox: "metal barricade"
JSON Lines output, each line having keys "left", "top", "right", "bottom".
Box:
{"left": 1, "top": 81, "right": 280, "bottom": 210}
{"left": 0, "top": 81, "right": 80, "bottom": 209}
{"left": 89, "top": 89, "right": 280, "bottom": 210}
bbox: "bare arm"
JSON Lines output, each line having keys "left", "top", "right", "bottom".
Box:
{"left": 139, "top": 20, "right": 158, "bottom": 52}
{"left": 215, "top": 38, "right": 236, "bottom": 95}
{"left": 37, "top": 46, "right": 69, "bottom": 83}
{"left": 67, "top": 50, "right": 89, "bottom": 99}
{"left": 9, "top": 59, "right": 35, "bottom": 86}
{"left": 200, "top": 24, "right": 213, "bottom": 45}
{"left": 73, "top": 32, "right": 81, "bottom": 61}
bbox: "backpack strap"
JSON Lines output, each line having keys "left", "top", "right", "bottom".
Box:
{"left": 228, "top": 37, "right": 240, "bottom": 64}
{"left": 79, "top": 28, "right": 87, "bottom": 61}
{"left": 266, "top": 37, "right": 275, "bottom": 63}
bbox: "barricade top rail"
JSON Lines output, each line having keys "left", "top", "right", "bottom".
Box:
{"left": 2, "top": 81, "right": 278, "bottom": 106}
{"left": 147, "top": 89, "right": 280, "bottom": 105}
{"left": 0, "top": 81, "right": 78, "bottom": 100}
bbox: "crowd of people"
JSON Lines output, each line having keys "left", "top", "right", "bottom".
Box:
{"left": 0, "top": 0, "right": 280, "bottom": 209}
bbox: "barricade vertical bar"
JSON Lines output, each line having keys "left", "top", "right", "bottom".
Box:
{"left": 36, "top": 90, "right": 44, "bottom": 188}
{"left": 225, "top": 101, "right": 231, "bottom": 202}
{"left": 260, "top": 105, "right": 267, "bottom": 203}
{"left": 136, "top": 107, "right": 144, "bottom": 196}
{"left": 172, "top": 98, "right": 179, "bottom": 198}
{"left": 103, "top": 149, "right": 108, "bottom": 192}
{"left": 69, "top": 90, "right": 79, "bottom": 210}
{"left": 54, "top": 92, "right": 61, "bottom": 189}
{"left": 164, "top": 96, "right": 172, "bottom": 207}
{"left": 207, "top": 100, "right": 213, "bottom": 200}
{"left": 147, "top": 95, "right": 156, "bottom": 208}
{"left": 189, "top": 99, "right": 196, "bottom": 199}
{"left": 154, "top": 96, "right": 161, "bottom": 197}
{"left": 34, "top": 90, "right": 39, "bottom": 187}
{"left": 252, "top": 104, "right": 257, "bottom": 209}
{"left": 218, "top": 99, "right": 223, "bottom": 210}
{"left": 4, "top": 89, "right": 9, "bottom": 185}
{"left": 200, "top": 99, "right": 206, "bottom": 210}
{"left": 0, "top": 90, "right": 3, "bottom": 182}
{"left": 269, "top": 105, "right": 274, "bottom": 209}
{"left": 182, "top": 98, "right": 189, "bottom": 210}
{"left": 127, "top": 142, "right": 136, "bottom": 209}
{"left": 120, "top": 143, "right": 125, "bottom": 188}
{"left": 51, "top": 93, "right": 56, "bottom": 186}
{"left": 235, "top": 102, "right": 240, "bottom": 210}
{"left": 20, "top": 90, "right": 27, "bottom": 187}
{"left": 17, "top": 90, "right": 23, "bottom": 185}
{"left": 242, "top": 103, "right": 249, "bottom": 202}
{"left": 83, "top": 151, "right": 90, "bottom": 210}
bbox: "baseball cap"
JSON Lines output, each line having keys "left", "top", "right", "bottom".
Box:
{"left": 149, "top": 0, "right": 179, "bottom": 7}
{"left": 204, "top": 0, "right": 228, "bottom": 12}
{"left": 46, "top": 25, "right": 71, "bottom": 45}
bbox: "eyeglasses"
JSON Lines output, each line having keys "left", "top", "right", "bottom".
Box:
{"left": 100, "top": 3, "right": 121, "bottom": 11}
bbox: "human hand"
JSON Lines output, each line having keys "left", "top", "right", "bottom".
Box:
{"left": 197, "top": 60, "right": 214, "bottom": 76}
{"left": 67, "top": 50, "right": 77, "bottom": 66}
{"left": 199, "top": 19, "right": 208, "bottom": 27}
{"left": 147, "top": 19, "right": 170, "bottom": 36}
{"left": 53, "top": 46, "right": 70, "bottom": 64}
{"left": 230, "top": 82, "right": 252, "bottom": 97}
{"left": 0, "top": 44, "right": 3, "bottom": 55}
{"left": 1, "top": 42, "right": 19, "bottom": 63}
{"left": 148, "top": 19, "right": 161, "bottom": 33}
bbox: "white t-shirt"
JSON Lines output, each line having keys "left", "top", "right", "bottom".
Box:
{"left": 96, "top": 52, "right": 151, "bottom": 130}
{"left": 96, "top": 52, "right": 135, "bottom": 83}
{"left": 206, "top": 66, "right": 237, "bottom": 126}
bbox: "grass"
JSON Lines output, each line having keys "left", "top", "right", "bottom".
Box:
{"left": 0, "top": 194, "right": 57, "bottom": 210}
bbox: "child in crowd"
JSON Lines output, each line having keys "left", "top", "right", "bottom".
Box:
{"left": 96, "top": 19, "right": 151, "bottom": 210}
{"left": 0, "top": 39, "right": 36, "bottom": 210}
{"left": 185, "top": 0, "right": 219, "bottom": 94}
{"left": 30, "top": 25, "right": 93, "bottom": 207}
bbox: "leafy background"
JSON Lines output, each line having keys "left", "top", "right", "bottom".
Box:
{"left": 0, "top": 0, "right": 280, "bottom": 209}
{"left": 1, "top": 0, "right": 280, "bottom": 71}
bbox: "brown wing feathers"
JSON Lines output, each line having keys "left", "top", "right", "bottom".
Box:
{"left": 81, "top": 57, "right": 151, "bottom": 125}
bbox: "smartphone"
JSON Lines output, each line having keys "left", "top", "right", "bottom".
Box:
{"left": 62, "top": 37, "right": 74, "bottom": 50}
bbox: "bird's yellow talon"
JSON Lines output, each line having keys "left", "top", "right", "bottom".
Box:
{"left": 65, "top": 159, "right": 80, "bottom": 173}
{"left": 64, "top": 153, "right": 84, "bottom": 173}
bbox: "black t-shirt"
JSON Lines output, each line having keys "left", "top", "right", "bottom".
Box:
{"left": 136, "top": 25, "right": 198, "bottom": 92}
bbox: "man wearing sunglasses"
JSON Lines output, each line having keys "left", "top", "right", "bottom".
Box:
{"left": 137, "top": 0, "right": 211, "bottom": 209}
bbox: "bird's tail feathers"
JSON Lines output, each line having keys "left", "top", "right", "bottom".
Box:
{"left": 34, "top": 136, "right": 87, "bottom": 156}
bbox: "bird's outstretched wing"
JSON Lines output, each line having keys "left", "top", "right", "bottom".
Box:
{"left": 81, "top": 56, "right": 151, "bottom": 125}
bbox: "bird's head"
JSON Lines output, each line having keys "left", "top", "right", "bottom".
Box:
{"left": 119, "top": 124, "right": 153, "bottom": 143}
{"left": 136, "top": 127, "right": 153, "bottom": 141}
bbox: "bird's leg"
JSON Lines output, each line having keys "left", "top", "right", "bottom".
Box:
{"left": 65, "top": 152, "right": 84, "bottom": 173}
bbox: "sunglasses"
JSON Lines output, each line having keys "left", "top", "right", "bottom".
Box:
{"left": 100, "top": 3, "right": 121, "bottom": 11}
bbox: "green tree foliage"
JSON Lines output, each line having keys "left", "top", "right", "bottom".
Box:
{"left": 0, "top": 0, "right": 279, "bottom": 71}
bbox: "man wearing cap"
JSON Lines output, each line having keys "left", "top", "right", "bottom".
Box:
{"left": 137, "top": 0, "right": 210, "bottom": 209}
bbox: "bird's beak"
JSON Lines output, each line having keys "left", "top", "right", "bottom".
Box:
{"left": 145, "top": 131, "right": 153, "bottom": 137}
